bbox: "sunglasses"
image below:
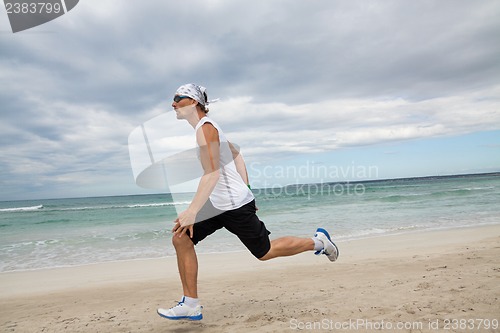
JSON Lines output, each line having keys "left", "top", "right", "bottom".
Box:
{"left": 173, "top": 95, "right": 191, "bottom": 103}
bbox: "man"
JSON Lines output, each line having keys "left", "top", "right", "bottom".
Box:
{"left": 157, "top": 83, "right": 339, "bottom": 321}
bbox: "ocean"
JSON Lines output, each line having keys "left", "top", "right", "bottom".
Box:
{"left": 1, "top": 173, "right": 499, "bottom": 272}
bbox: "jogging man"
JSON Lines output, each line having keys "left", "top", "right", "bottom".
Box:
{"left": 157, "top": 83, "right": 339, "bottom": 321}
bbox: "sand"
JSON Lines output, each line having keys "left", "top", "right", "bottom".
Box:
{"left": 1, "top": 225, "right": 499, "bottom": 332}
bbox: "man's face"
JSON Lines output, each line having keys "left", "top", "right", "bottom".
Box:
{"left": 172, "top": 95, "right": 196, "bottom": 119}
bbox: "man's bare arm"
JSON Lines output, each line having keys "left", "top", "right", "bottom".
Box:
{"left": 229, "top": 142, "right": 249, "bottom": 185}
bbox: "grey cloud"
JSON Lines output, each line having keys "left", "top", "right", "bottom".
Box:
{"left": 4, "top": 1, "right": 499, "bottom": 107}
{"left": 1, "top": 0, "right": 499, "bottom": 200}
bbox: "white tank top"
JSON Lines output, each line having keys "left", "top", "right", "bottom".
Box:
{"left": 195, "top": 117, "right": 254, "bottom": 210}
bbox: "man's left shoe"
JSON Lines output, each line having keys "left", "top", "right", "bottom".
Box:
{"left": 157, "top": 297, "right": 203, "bottom": 321}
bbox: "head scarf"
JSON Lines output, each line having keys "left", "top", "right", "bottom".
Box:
{"left": 175, "top": 83, "right": 218, "bottom": 107}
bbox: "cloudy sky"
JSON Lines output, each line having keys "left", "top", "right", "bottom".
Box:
{"left": 1, "top": 0, "right": 500, "bottom": 200}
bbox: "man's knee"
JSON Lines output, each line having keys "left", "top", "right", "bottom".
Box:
{"left": 172, "top": 235, "right": 194, "bottom": 249}
{"left": 257, "top": 249, "right": 272, "bottom": 261}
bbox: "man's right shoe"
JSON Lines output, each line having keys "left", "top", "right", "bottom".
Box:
{"left": 314, "top": 228, "right": 339, "bottom": 262}
{"left": 157, "top": 297, "right": 203, "bottom": 321}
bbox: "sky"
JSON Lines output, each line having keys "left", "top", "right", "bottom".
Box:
{"left": 1, "top": 0, "right": 500, "bottom": 201}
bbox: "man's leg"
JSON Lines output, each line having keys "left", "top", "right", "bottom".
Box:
{"left": 157, "top": 234, "right": 202, "bottom": 320}
{"left": 172, "top": 235, "right": 198, "bottom": 298}
{"left": 258, "top": 236, "right": 314, "bottom": 261}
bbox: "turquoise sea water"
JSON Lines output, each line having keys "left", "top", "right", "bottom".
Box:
{"left": 1, "top": 173, "right": 499, "bottom": 272}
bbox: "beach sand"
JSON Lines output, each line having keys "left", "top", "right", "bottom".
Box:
{"left": 1, "top": 225, "right": 499, "bottom": 332}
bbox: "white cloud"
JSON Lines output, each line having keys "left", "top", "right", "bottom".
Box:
{"left": 210, "top": 85, "right": 500, "bottom": 158}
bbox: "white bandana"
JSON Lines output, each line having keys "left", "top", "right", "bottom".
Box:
{"left": 175, "top": 83, "right": 218, "bottom": 106}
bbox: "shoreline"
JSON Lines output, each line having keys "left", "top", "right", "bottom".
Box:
{"left": 1, "top": 224, "right": 499, "bottom": 295}
{"left": 1, "top": 224, "right": 499, "bottom": 332}
{"left": 2, "top": 222, "right": 498, "bottom": 276}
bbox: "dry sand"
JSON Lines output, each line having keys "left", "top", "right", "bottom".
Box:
{"left": 1, "top": 225, "right": 499, "bottom": 332}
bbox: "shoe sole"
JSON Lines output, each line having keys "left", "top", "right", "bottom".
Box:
{"left": 157, "top": 309, "right": 203, "bottom": 321}
{"left": 315, "top": 228, "right": 339, "bottom": 261}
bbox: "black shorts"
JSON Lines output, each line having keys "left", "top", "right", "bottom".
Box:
{"left": 189, "top": 200, "right": 271, "bottom": 259}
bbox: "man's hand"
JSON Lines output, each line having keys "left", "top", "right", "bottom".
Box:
{"left": 172, "top": 209, "right": 197, "bottom": 238}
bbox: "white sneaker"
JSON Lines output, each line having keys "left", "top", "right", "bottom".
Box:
{"left": 157, "top": 297, "right": 203, "bottom": 321}
{"left": 314, "top": 228, "right": 339, "bottom": 262}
